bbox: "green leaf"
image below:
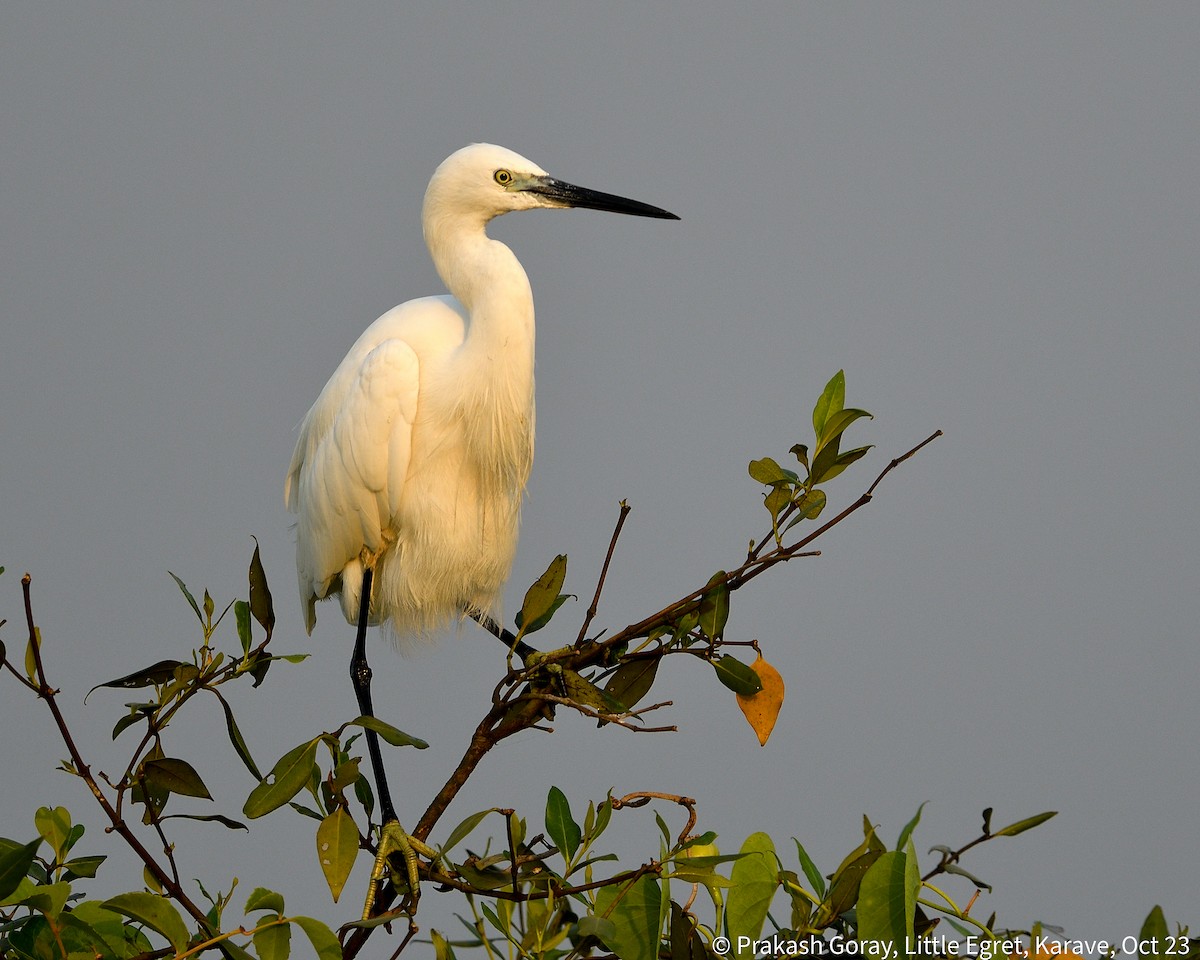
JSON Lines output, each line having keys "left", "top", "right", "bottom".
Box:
{"left": 112, "top": 708, "right": 149, "bottom": 741}
{"left": 0, "top": 877, "right": 34, "bottom": 909}
{"left": 254, "top": 919, "right": 291, "bottom": 960}
{"left": 482, "top": 900, "right": 514, "bottom": 940}
{"left": 545, "top": 786, "right": 582, "bottom": 861}
{"left": 508, "top": 812, "right": 526, "bottom": 851}
{"left": 515, "top": 554, "right": 568, "bottom": 635}
{"left": 896, "top": 802, "right": 927, "bottom": 850}
{"left": 672, "top": 609, "right": 700, "bottom": 644}
{"left": 712, "top": 656, "right": 762, "bottom": 697}
{"left": 169, "top": 571, "right": 204, "bottom": 625}
{"left": 749, "top": 458, "right": 794, "bottom": 485}
{"left": 809, "top": 433, "right": 842, "bottom": 486}
{"left": 560, "top": 668, "right": 620, "bottom": 711}
{"left": 350, "top": 715, "right": 429, "bottom": 749}
{"left": 991, "top": 810, "right": 1057, "bottom": 837}
{"left": 813, "top": 370, "right": 846, "bottom": 437}
{"left": 101, "top": 891, "right": 191, "bottom": 953}
{"left": 592, "top": 796, "right": 613, "bottom": 843}
{"left": 602, "top": 657, "right": 659, "bottom": 713}
{"left": 215, "top": 690, "right": 263, "bottom": 780}
{"left": 249, "top": 537, "right": 276, "bottom": 642}
{"left": 143, "top": 757, "right": 213, "bottom": 800}
{"left": 1139, "top": 906, "right": 1168, "bottom": 960}
{"left": 816, "top": 444, "right": 874, "bottom": 484}
{"left": 725, "top": 832, "right": 778, "bottom": 955}
{"left": 442, "top": 809, "right": 497, "bottom": 852}
{"left": 764, "top": 485, "right": 792, "bottom": 524}
{"left": 594, "top": 874, "right": 662, "bottom": 960}
{"left": 698, "top": 571, "right": 730, "bottom": 642}
{"left": 575, "top": 914, "right": 617, "bottom": 942}
{"left": 0, "top": 839, "right": 41, "bottom": 900}
{"left": 818, "top": 408, "right": 873, "bottom": 449}
{"left": 814, "top": 821, "right": 885, "bottom": 927}
{"left": 160, "top": 813, "right": 248, "bottom": 830}
{"left": 34, "top": 806, "right": 72, "bottom": 860}
{"left": 431, "top": 928, "right": 456, "bottom": 960}
{"left": 292, "top": 917, "right": 343, "bottom": 960}
{"left": 245, "top": 887, "right": 286, "bottom": 914}
{"left": 248, "top": 649, "right": 272, "bottom": 687}
{"left": 24, "top": 627, "right": 41, "bottom": 684}
{"left": 670, "top": 901, "right": 692, "bottom": 960}
{"left": 788, "top": 489, "right": 826, "bottom": 525}
{"left": 519, "top": 593, "right": 571, "bottom": 635}
{"left": 793, "top": 838, "right": 825, "bottom": 899}
{"left": 941, "top": 862, "right": 992, "bottom": 890}
{"left": 857, "top": 851, "right": 914, "bottom": 951}
{"left": 655, "top": 811, "right": 671, "bottom": 846}
{"left": 86, "top": 659, "right": 196, "bottom": 701}
{"left": 244, "top": 739, "right": 320, "bottom": 819}
{"left": 15, "top": 880, "right": 71, "bottom": 915}
{"left": 234, "top": 600, "right": 253, "bottom": 656}
{"left": 62, "top": 901, "right": 131, "bottom": 957}
{"left": 62, "top": 854, "right": 106, "bottom": 880}
{"left": 316, "top": 808, "right": 358, "bottom": 903}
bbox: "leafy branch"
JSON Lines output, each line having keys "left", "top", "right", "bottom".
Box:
{"left": 3, "top": 369, "right": 1145, "bottom": 960}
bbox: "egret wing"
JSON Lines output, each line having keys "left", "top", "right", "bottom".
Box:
{"left": 287, "top": 339, "right": 421, "bottom": 633}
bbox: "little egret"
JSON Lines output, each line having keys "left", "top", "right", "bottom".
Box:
{"left": 285, "top": 143, "right": 677, "bottom": 912}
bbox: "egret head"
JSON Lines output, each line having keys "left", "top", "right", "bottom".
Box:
{"left": 423, "top": 143, "right": 679, "bottom": 229}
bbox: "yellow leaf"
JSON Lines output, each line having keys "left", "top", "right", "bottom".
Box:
{"left": 735, "top": 652, "right": 784, "bottom": 745}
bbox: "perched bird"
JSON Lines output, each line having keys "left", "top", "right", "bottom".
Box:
{"left": 285, "top": 143, "right": 678, "bottom": 913}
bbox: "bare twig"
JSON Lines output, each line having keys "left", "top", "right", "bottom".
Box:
{"left": 576, "top": 501, "right": 632, "bottom": 645}
{"left": 538, "top": 694, "right": 677, "bottom": 733}
{"left": 610, "top": 792, "right": 698, "bottom": 848}
{"left": 867, "top": 430, "right": 942, "bottom": 497}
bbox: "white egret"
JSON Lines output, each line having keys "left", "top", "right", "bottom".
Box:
{"left": 285, "top": 143, "right": 677, "bottom": 912}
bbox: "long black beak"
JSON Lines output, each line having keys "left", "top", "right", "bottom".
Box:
{"left": 526, "top": 176, "right": 680, "bottom": 220}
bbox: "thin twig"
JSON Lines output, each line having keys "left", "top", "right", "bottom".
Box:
{"left": 576, "top": 501, "right": 632, "bottom": 645}
{"left": 612, "top": 430, "right": 942, "bottom": 646}
{"left": 610, "top": 792, "right": 698, "bottom": 847}
{"left": 538, "top": 694, "right": 677, "bottom": 733}
{"left": 868, "top": 430, "right": 942, "bottom": 496}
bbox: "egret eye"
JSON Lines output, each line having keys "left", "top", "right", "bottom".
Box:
{"left": 493, "top": 169, "right": 513, "bottom": 186}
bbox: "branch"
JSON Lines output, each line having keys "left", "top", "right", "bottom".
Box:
{"left": 611, "top": 430, "right": 942, "bottom": 647}
{"left": 343, "top": 431, "right": 941, "bottom": 954}
{"left": 19, "top": 574, "right": 216, "bottom": 934}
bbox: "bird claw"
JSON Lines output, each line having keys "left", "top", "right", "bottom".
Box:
{"left": 519, "top": 645, "right": 574, "bottom": 669}
{"left": 362, "top": 820, "right": 438, "bottom": 920}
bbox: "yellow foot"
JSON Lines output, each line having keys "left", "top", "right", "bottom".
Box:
{"left": 362, "top": 819, "right": 439, "bottom": 920}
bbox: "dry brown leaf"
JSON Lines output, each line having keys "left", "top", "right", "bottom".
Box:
{"left": 735, "top": 651, "right": 785, "bottom": 745}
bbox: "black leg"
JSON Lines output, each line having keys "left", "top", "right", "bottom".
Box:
{"left": 349, "top": 567, "right": 397, "bottom": 825}
{"left": 471, "top": 610, "right": 537, "bottom": 661}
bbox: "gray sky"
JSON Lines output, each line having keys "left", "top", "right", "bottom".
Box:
{"left": 3, "top": 2, "right": 1197, "bottom": 947}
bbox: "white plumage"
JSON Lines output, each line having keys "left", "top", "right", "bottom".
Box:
{"left": 286, "top": 143, "right": 677, "bottom": 644}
